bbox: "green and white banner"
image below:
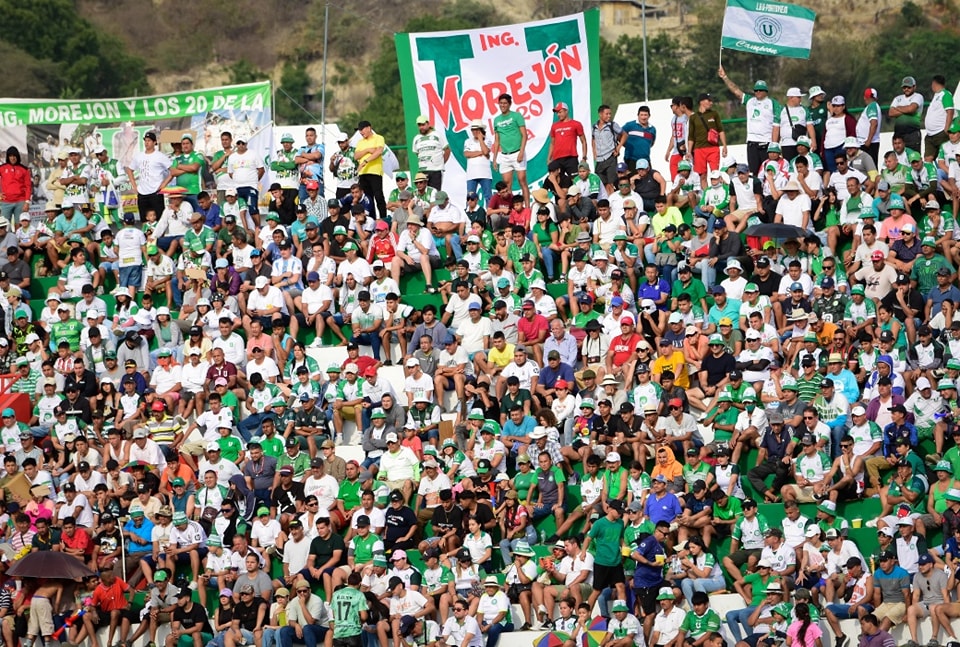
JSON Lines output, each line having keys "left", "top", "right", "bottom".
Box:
{"left": 721, "top": 0, "right": 816, "bottom": 59}
{"left": 0, "top": 82, "right": 273, "bottom": 215}
{"left": 396, "top": 10, "right": 601, "bottom": 205}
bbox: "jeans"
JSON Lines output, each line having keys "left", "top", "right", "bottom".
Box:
{"left": 0, "top": 202, "right": 26, "bottom": 220}
{"left": 499, "top": 526, "right": 538, "bottom": 565}
{"left": 239, "top": 412, "right": 276, "bottom": 442}
{"left": 483, "top": 622, "right": 513, "bottom": 647}
{"left": 447, "top": 234, "right": 463, "bottom": 261}
{"left": 263, "top": 627, "right": 281, "bottom": 647}
{"left": 823, "top": 146, "right": 844, "bottom": 173}
{"left": 158, "top": 235, "right": 183, "bottom": 253}
{"left": 467, "top": 178, "right": 493, "bottom": 204}
{"left": 279, "top": 625, "right": 328, "bottom": 647}
{"left": 643, "top": 242, "right": 657, "bottom": 265}
{"left": 697, "top": 257, "right": 716, "bottom": 289}
{"left": 680, "top": 575, "right": 726, "bottom": 606}
{"left": 237, "top": 186, "right": 260, "bottom": 216}
{"left": 351, "top": 331, "right": 382, "bottom": 360}
{"left": 726, "top": 606, "right": 757, "bottom": 643}
{"left": 541, "top": 247, "right": 557, "bottom": 279}
{"left": 358, "top": 174, "right": 385, "bottom": 220}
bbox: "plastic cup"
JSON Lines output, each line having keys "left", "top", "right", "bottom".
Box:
{"left": 852, "top": 518, "right": 862, "bottom": 528}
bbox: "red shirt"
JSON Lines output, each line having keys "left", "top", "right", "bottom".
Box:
{"left": 610, "top": 332, "right": 642, "bottom": 365}
{"left": 92, "top": 578, "right": 129, "bottom": 612}
{"left": 549, "top": 119, "right": 585, "bottom": 160}
{"left": 517, "top": 314, "right": 549, "bottom": 344}
{"left": 342, "top": 355, "right": 378, "bottom": 376}
{"left": 0, "top": 163, "right": 31, "bottom": 203}
{"left": 367, "top": 233, "right": 399, "bottom": 264}
{"left": 62, "top": 528, "right": 92, "bottom": 555}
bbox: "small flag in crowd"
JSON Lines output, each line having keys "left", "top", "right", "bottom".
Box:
{"left": 721, "top": 0, "right": 816, "bottom": 59}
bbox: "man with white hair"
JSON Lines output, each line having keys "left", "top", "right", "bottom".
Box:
{"left": 778, "top": 87, "right": 817, "bottom": 161}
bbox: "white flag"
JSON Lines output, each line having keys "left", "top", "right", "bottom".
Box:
{"left": 721, "top": 0, "right": 816, "bottom": 59}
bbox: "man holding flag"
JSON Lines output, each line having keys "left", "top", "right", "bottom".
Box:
{"left": 718, "top": 67, "right": 780, "bottom": 176}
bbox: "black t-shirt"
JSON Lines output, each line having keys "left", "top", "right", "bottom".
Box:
{"left": 308, "top": 532, "right": 346, "bottom": 567}
{"left": 271, "top": 482, "right": 305, "bottom": 516}
{"left": 700, "top": 352, "right": 736, "bottom": 387}
{"left": 430, "top": 503, "right": 463, "bottom": 535}
{"left": 95, "top": 529, "right": 122, "bottom": 555}
{"left": 295, "top": 408, "right": 324, "bottom": 431}
{"left": 459, "top": 501, "right": 494, "bottom": 536}
{"left": 384, "top": 505, "right": 418, "bottom": 545}
{"left": 880, "top": 288, "right": 925, "bottom": 323}
{"left": 749, "top": 271, "right": 783, "bottom": 298}
{"left": 174, "top": 602, "right": 212, "bottom": 635}
{"left": 321, "top": 214, "right": 350, "bottom": 243}
{"left": 233, "top": 598, "right": 266, "bottom": 631}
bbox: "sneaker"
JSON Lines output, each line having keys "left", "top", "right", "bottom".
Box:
{"left": 265, "top": 545, "right": 277, "bottom": 556}
{"left": 904, "top": 641, "right": 920, "bottom": 647}
{"left": 335, "top": 434, "right": 343, "bottom": 445}
{"left": 925, "top": 453, "right": 942, "bottom": 465}
{"left": 519, "top": 623, "right": 531, "bottom": 631}
{"left": 188, "top": 581, "right": 198, "bottom": 591}
{"left": 836, "top": 636, "right": 848, "bottom": 647}
{"left": 865, "top": 519, "right": 878, "bottom": 528}
{"left": 542, "top": 619, "right": 554, "bottom": 630}
{"left": 174, "top": 415, "right": 188, "bottom": 428}
{"left": 927, "top": 640, "right": 941, "bottom": 647}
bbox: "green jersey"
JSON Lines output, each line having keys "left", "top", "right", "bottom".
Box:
{"left": 330, "top": 586, "right": 367, "bottom": 639}
{"left": 680, "top": 609, "right": 721, "bottom": 638}
{"left": 513, "top": 470, "right": 537, "bottom": 503}
{"left": 51, "top": 319, "right": 84, "bottom": 352}
{"left": 911, "top": 254, "right": 954, "bottom": 295}
{"left": 493, "top": 111, "right": 526, "bottom": 153}
{"left": 270, "top": 149, "right": 299, "bottom": 189}
{"left": 172, "top": 151, "right": 204, "bottom": 194}
{"left": 743, "top": 571, "right": 776, "bottom": 606}
{"left": 671, "top": 278, "right": 707, "bottom": 305}
{"left": 682, "top": 462, "right": 712, "bottom": 489}
{"left": 699, "top": 183, "right": 730, "bottom": 210}
{"left": 183, "top": 225, "right": 216, "bottom": 253}
{"left": 259, "top": 435, "right": 284, "bottom": 459}
{"left": 349, "top": 532, "right": 384, "bottom": 565}
{"left": 588, "top": 516, "right": 624, "bottom": 567}
{"left": 880, "top": 163, "right": 912, "bottom": 196}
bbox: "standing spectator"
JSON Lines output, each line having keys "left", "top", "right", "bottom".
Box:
{"left": 355, "top": 121, "right": 387, "bottom": 220}
{"left": 925, "top": 75, "right": 955, "bottom": 160}
{"left": 126, "top": 132, "right": 171, "bottom": 221}
{"left": 226, "top": 138, "right": 265, "bottom": 230}
{"left": 492, "top": 94, "right": 530, "bottom": 208}
{"left": 591, "top": 104, "right": 623, "bottom": 197}
{"left": 464, "top": 120, "right": 494, "bottom": 203}
{"left": 621, "top": 106, "right": 656, "bottom": 172}
{"left": 889, "top": 76, "right": 925, "bottom": 154}
{"left": 687, "top": 94, "right": 726, "bottom": 189}
{"left": 718, "top": 68, "right": 779, "bottom": 176}
{"left": 548, "top": 102, "right": 587, "bottom": 176}
{"left": 412, "top": 116, "right": 449, "bottom": 191}
{"left": 0, "top": 147, "right": 31, "bottom": 219}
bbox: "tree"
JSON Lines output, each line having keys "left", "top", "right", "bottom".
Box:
{"left": 275, "top": 61, "right": 313, "bottom": 125}
{"left": 0, "top": 0, "right": 149, "bottom": 98}
{"left": 229, "top": 60, "right": 269, "bottom": 86}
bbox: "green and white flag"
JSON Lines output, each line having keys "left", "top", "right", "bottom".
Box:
{"left": 721, "top": 0, "right": 816, "bottom": 59}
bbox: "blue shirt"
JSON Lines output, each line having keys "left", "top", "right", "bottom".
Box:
{"left": 622, "top": 120, "right": 656, "bottom": 162}
{"left": 504, "top": 415, "right": 537, "bottom": 440}
{"left": 633, "top": 534, "right": 666, "bottom": 588}
{"left": 927, "top": 285, "right": 960, "bottom": 319}
{"left": 538, "top": 363, "right": 575, "bottom": 390}
{"left": 881, "top": 422, "right": 918, "bottom": 457}
{"left": 198, "top": 202, "right": 222, "bottom": 229}
{"left": 644, "top": 491, "right": 682, "bottom": 525}
{"left": 826, "top": 368, "right": 861, "bottom": 404}
{"left": 637, "top": 279, "right": 671, "bottom": 310}
{"left": 123, "top": 517, "right": 155, "bottom": 554}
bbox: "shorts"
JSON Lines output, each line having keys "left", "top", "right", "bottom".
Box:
{"left": 825, "top": 602, "right": 874, "bottom": 620}
{"left": 592, "top": 562, "right": 625, "bottom": 591}
{"left": 28, "top": 595, "right": 54, "bottom": 636}
{"left": 784, "top": 484, "right": 817, "bottom": 503}
{"left": 693, "top": 147, "right": 720, "bottom": 176}
{"left": 283, "top": 287, "right": 303, "bottom": 299}
{"left": 728, "top": 548, "right": 762, "bottom": 568}
{"left": 633, "top": 585, "right": 660, "bottom": 615}
{"left": 874, "top": 601, "right": 906, "bottom": 625}
{"left": 399, "top": 256, "right": 441, "bottom": 275}
{"left": 595, "top": 157, "right": 618, "bottom": 187}
{"left": 119, "top": 265, "right": 143, "bottom": 288}
{"left": 258, "top": 313, "right": 290, "bottom": 330}
{"left": 499, "top": 151, "right": 527, "bottom": 174}
{"left": 553, "top": 156, "right": 580, "bottom": 176}
{"left": 333, "top": 637, "right": 362, "bottom": 647}
{"left": 100, "top": 261, "right": 119, "bottom": 272}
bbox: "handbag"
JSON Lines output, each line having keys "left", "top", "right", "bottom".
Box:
{"left": 787, "top": 105, "right": 806, "bottom": 140}
{"left": 698, "top": 113, "right": 719, "bottom": 146}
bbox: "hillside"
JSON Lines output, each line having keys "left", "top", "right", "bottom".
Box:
{"left": 71, "top": 0, "right": 953, "bottom": 121}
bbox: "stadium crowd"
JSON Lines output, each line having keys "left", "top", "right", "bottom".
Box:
{"left": 0, "top": 70, "right": 958, "bottom": 647}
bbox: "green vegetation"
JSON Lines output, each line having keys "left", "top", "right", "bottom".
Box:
{"left": 0, "top": 0, "right": 149, "bottom": 98}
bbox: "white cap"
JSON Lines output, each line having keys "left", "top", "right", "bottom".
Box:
{"left": 851, "top": 405, "right": 867, "bottom": 416}
{"left": 668, "top": 312, "right": 683, "bottom": 324}
{"left": 156, "top": 306, "right": 170, "bottom": 316}
{"left": 24, "top": 333, "right": 39, "bottom": 344}
{"left": 725, "top": 259, "right": 742, "bottom": 274}
{"left": 529, "top": 427, "right": 548, "bottom": 440}
{"left": 804, "top": 526, "right": 821, "bottom": 538}
{"left": 605, "top": 452, "right": 621, "bottom": 463}
{"left": 745, "top": 330, "right": 762, "bottom": 340}
{"left": 384, "top": 432, "right": 399, "bottom": 443}
{"left": 530, "top": 279, "right": 546, "bottom": 291}
{"left": 371, "top": 260, "right": 384, "bottom": 269}
{"left": 344, "top": 363, "right": 359, "bottom": 374}
{"left": 18, "top": 212, "right": 30, "bottom": 221}
{"left": 254, "top": 276, "right": 269, "bottom": 289}
{"left": 405, "top": 357, "right": 419, "bottom": 367}
{"left": 916, "top": 376, "right": 932, "bottom": 390}
{"left": 786, "top": 87, "right": 802, "bottom": 97}
{"left": 206, "top": 441, "right": 221, "bottom": 452}
{"left": 132, "top": 428, "right": 149, "bottom": 439}
{"left": 85, "top": 309, "right": 100, "bottom": 319}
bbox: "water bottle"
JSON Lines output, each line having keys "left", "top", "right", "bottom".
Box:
{"left": 540, "top": 530, "right": 546, "bottom": 545}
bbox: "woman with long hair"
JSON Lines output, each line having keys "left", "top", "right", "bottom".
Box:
{"left": 785, "top": 602, "right": 823, "bottom": 647}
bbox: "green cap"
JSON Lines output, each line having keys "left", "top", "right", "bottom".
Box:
{"left": 744, "top": 282, "right": 759, "bottom": 292}
{"left": 327, "top": 364, "right": 341, "bottom": 373}
{"left": 935, "top": 460, "right": 953, "bottom": 472}
{"left": 171, "top": 477, "right": 185, "bottom": 487}
{"left": 373, "top": 556, "right": 388, "bottom": 567}
{"left": 708, "top": 333, "right": 724, "bottom": 344}
{"left": 772, "top": 603, "right": 792, "bottom": 618}
{"left": 371, "top": 408, "right": 386, "bottom": 419}
{"left": 395, "top": 172, "right": 408, "bottom": 180}
{"left": 678, "top": 160, "right": 692, "bottom": 171}
{"left": 717, "top": 392, "right": 733, "bottom": 403}
{"left": 850, "top": 285, "right": 865, "bottom": 296}
{"left": 611, "top": 600, "right": 629, "bottom": 612}
{"left": 207, "top": 534, "right": 222, "bottom": 547}
{"left": 948, "top": 359, "right": 960, "bottom": 371}
{"left": 257, "top": 506, "right": 270, "bottom": 517}
{"left": 146, "top": 244, "right": 159, "bottom": 255}
{"left": 613, "top": 232, "right": 627, "bottom": 241}
{"left": 481, "top": 421, "right": 500, "bottom": 435}
{"left": 580, "top": 398, "right": 595, "bottom": 410}
{"left": 265, "top": 212, "right": 281, "bottom": 222}
{"left": 949, "top": 119, "right": 960, "bottom": 134}
{"left": 172, "top": 511, "right": 188, "bottom": 525}
{"left": 938, "top": 378, "right": 956, "bottom": 391}
{"left": 333, "top": 226, "right": 347, "bottom": 235}
{"left": 280, "top": 133, "right": 295, "bottom": 143}
{"left": 14, "top": 309, "right": 28, "bottom": 319}
{"left": 154, "top": 570, "right": 168, "bottom": 582}
{"left": 803, "top": 332, "right": 818, "bottom": 342}
{"left": 754, "top": 80, "right": 768, "bottom": 91}
{"left": 442, "top": 438, "right": 457, "bottom": 449}
{"left": 467, "top": 409, "right": 485, "bottom": 421}
{"left": 130, "top": 509, "right": 144, "bottom": 518}
{"left": 782, "top": 382, "right": 799, "bottom": 391}
{"left": 946, "top": 488, "right": 960, "bottom": 502}
{"left": 908, "top": 151, "right": 922, "bottom": 163}
{"left": 888, "top": 195, "right": 906, "bottom": 211}
{"left": 922, "top": 236, "right": 937, "bottom": 247}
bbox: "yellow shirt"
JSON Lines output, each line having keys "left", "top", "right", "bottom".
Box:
{"left": 488, "top": 343, "right": 516, "bottom": 369}
{"left": 355, "top": 134, "right": 386, "bottom": 176}
{"left": 652, "top": 350, "right": 690, "bottom": 388}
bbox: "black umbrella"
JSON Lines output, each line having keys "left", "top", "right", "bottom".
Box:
{"left": 744, "top": 223, "right": 808, "bottom": 240}
{"left": 7, "top": 551, "right": 96, "bottom": 579}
